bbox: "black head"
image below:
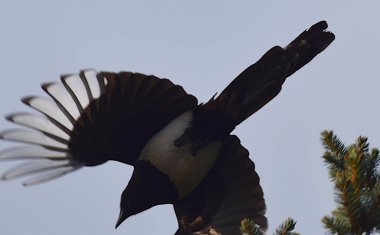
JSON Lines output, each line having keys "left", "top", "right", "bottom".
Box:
{"left": 115, "top": 160, "right": 179, "bottom": 228}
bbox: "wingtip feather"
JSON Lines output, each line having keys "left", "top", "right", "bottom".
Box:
{"left": 21, "top": 96, "right": 34, "bottom": 105}
{"left": 310, "top": 20, "right": 328, "bottom": 31}
{"left": 41, "top": 82, "right": 55, "bottom": 92}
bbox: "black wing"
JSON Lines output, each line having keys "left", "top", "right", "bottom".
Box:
{"left": 174, "top": 135, "right": 267, "bottom": 235}
{"left": 177, "top": 21, "right": 335, "bottom": 155}
{"left": 0, "top": 70, "right": 197, "bottom": 185}
{"left": 204, "top": 21, "right": 335, "bottom": 126}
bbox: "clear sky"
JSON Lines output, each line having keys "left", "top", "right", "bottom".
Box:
{"left": 0, "top": 1, "right": 379, "bottom": 234}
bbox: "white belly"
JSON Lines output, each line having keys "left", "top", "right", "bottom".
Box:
{"left": 138, "top": 111, "right": 222, "bottom": 197}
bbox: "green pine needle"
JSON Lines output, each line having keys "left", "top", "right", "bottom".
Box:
{"left": 273, "top": 218, "right": 300, "bottom": 235}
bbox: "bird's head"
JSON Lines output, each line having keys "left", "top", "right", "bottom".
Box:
{"left": 115, "top": 160, "right": 179, "bottom": 228}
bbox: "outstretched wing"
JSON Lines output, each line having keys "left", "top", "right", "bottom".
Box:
{"left": 0, "top": 70, "right": 197, "bottom": 185}
{"left": 178, "top": 21, "right": 335, "bottom": 155}
{"left": 174, "top": 135, "right": 266, "bottom": 235}
{"left": 205, "top": 21, "right": 335, "bottom": 126}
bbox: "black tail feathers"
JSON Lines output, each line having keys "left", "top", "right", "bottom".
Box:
{"left": 205, "top": 21, "right": 335, "bottom": 126}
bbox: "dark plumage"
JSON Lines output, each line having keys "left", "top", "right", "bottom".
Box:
{"left": 0, "top": 21, "right": 334, "bottom": 234}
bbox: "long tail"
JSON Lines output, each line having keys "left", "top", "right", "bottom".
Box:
{"left": 205, "top": 21, "right": 335, "bottom": 126}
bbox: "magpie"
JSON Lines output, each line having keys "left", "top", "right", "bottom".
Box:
{"left": 0, "top": 21, "right": 334, "bottom": 234}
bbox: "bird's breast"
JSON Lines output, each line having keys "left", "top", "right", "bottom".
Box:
{"left": 138, "top": 111, "right": 222, "bottom": 198}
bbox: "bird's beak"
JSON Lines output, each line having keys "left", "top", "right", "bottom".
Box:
{"left": 115, "top": 208, "right": 128, "bottom": 229}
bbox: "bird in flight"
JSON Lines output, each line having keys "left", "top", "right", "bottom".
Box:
{"left": 0, "top": 21, "right": 334, "bottom": 234}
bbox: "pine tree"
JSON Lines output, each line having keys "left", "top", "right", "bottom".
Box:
{"left": 241, "top": 130, "right": 380, "bottom": 235}
{"left": 321, "top": 130, "right": 380, "bottom": 234}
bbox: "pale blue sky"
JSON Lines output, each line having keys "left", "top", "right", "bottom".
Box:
{"left": 1, "top": 1, "right": 379, "bottom": 234}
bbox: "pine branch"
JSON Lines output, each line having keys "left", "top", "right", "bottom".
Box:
{"left": 322, "top": 215, "right": 351, "bottom": 234}
{"left": 240, "top": 218, "right": 299, "bottom": 235}
{"left": 321, "top": 130, "right": 346, "bottom": 180}
{"left": 321, "top": 131, "right": 380, "bottom": 234}
{"left": 240, "top": 218, "right": 265, "bottom": 235}
{"left": 274, "top": 218, "right": 300, "bottom": 235}
{"left": 321, "top": 130, "right": 347, "bottom": 161}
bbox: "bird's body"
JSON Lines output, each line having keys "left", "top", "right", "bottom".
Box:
{"left": 0, "top": 21, "right": 335, "bottom": 234}
{"left": 139, "top": 111, "right": 222, "bottom": 197}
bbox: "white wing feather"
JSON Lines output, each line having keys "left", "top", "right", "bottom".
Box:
{"left": 0, "top": 70, "right": 105, "bottom": 185}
